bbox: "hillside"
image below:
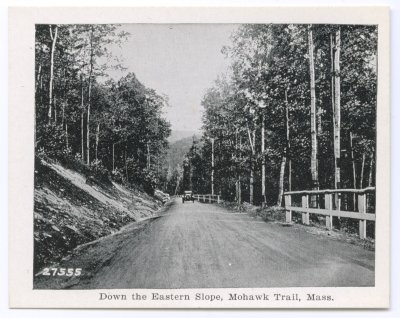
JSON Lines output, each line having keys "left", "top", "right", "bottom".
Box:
{"left": 166, "top": 135, "right": 200, "bottom": 172}
{"left": 34, "top": 158, "right": 165, "bottom": 273}
{"left": 168, "top": 130, "right": 199, "bottom": 144}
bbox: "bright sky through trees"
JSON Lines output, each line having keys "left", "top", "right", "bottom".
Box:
{"left": 107, "top": 24, "right": 238, "bottom": 132}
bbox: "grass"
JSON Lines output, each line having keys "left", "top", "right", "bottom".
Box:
{"left": 217, "top": 200, "right": 375, "bottom": 251}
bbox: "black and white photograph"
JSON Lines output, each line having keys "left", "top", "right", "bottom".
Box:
{"left": 7, "top": 6, "right": 391, "bottom": 309}
{"left": 32, "top": 21, "right": 378, "bottom": 289}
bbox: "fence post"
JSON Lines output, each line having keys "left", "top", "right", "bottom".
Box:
{"left": 301, "top": 195, "right": 310, "bottom": 225}
{"left": 209, "top": 195, "right": 211, "bottom": 203}
{"left": 358, "top": 193, "right": 367, "bottom": 239}
{"left": 217, "top": 195, "right": 220, "bottom": 203}
{"left": 285, "top": 194, "right": 292, "bottom": 223}
{"left": 335, "top": 192, "right": 341, "bottom": 211}
{"left": 203, "top": 195, "right": 205, "bottom": 203}
{"left": 324, "top": 193, "right": 333, "bottom": 230}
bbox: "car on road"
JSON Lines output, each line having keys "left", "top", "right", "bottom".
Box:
{"left": 182, "top": 190, "right": 194, "bottom": 203}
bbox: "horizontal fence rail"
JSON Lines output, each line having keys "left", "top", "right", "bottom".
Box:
{"left": 195, "top": 194, "right": 221, "bottom": 204}
{"left": 284, "top": 188, "right": 375, "bottom": 239}
{"left": 284, "top": 187, "right": 375, "bottom": 195}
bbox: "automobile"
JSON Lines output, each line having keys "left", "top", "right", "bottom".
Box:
{"left": 182, "top": 190, "right": 194, "bottom": 203}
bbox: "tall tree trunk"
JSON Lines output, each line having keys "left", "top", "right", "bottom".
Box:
{"left": 349, "top": 131, "right": 357, "bottom": 179}
{"left": 368, "top": 152, "right": 374, "bottom": 187}
{"left": 238, "top": 135, "right": 242, "bottom": 204}
{"left": 112, "top": 143, "right": 115, "bottom": 172}
{"left": 250, "top": 164, "right": 254, "bottom": 205}
{"left": 81, "top": 112, "right": 84, "bottom": 162}
{"left": 35, "top": 62, "right": 39, "bottom": 145}
{"left": 334, "top": 28, "right": 341, "bottom": 188}
{"left": 278, "top": 89, "right": 291, "bottom": 205}
{"left": 332, "top": 28, "right": 341, "bottom": 209}
{"left": 65, "top": 120, "right": 69, "bottom": 149}
{"left": 308, "top": 26, "right": 319, "bottom": 207}
{"left": 330, "top": 32, "right": 336, "bottom": 182}
{"left": 146, "top": 141, "right": 151, "bottom": 169}
{"left": 249, "top": 129, "right": 255, "bottom": 205}
{"left": 61, "top": 99, "right": 65, "bottom": 128}
{"left": 235, "top": 129, "right": 242, "bottom": 204}
{"left": 48, "top": 25, "right": 58, "bottom": 123}
{"left": 87, "top": 27, "right": 94, "bottom": 166}
{"left": 349, "top": 132, "right": 357, "bottom": 209}
{"left": 317, "top": 109, "right": 323, "bottom": 137}
{"left": 80, "top": 74, "right": 85, "bottom": 162}
{"left": 35, "top": 64, "right": 41, "bottom": 94}
{"left": 261, "top": 114, "right": 266, "bottom": 205}
{"left": 277, "top": 156, "right": 287, "bottom": 206}
{"left": 95, "top": 123, "right": 100, "bottom": 162}
{"left": 54, "top": 95, "right": 57, "bottom": 125}
{"left": 238, "top": 175, "right": 241, "bottom": 203}
{"left": 360, "top": 153, "right": 366, "bottom": 188}
{"left": 288, "top": 159, "right": 292, "bottom": 192}
{"left": 61, "top": 68, "right": 67, "bottom": 128}
{"left": 211, "top": 138, "right": 215, "bottom": 195}
{"left": 87, "top": 83, "right": 92, "bottom": 165}
{"left": 40, "top": 73, "right": 43, "bottom": 104}
{"left": 286, "top": 89, "right": 291, "bottom": 193}
{"left": 235, "top": 129, "right": 239, "bottom": 202}
{"left": 124, "top": 144, "right": 129, "bottom": 182}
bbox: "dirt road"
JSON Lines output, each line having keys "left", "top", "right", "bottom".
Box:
{"left": 35, "top": 198, "right": 374, "bottom": 289}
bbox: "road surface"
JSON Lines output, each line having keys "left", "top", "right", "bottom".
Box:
{"left": 35, "top": 198, "right": 375, "bottom": 289}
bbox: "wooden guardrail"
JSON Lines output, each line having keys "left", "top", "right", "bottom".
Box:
{"left": 284, "top": 187, "right": 375, "bottom": 239}
{"left": 195, "top": 194, "right": 221, "bottom": 204}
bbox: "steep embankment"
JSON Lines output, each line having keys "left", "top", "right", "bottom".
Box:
{"left": 34, "top": 158, "right": 163, "bottom": 272}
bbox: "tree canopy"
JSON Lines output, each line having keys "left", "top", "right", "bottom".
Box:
{"left": 35, "top": 24, "right": 171, "bottom": 194}
{"left": 183, "top": 24, "right": 377, "bottom": 206}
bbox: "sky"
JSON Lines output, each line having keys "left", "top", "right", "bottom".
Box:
{"left": 108, "top": 24, "right": 239, "bottom": 132}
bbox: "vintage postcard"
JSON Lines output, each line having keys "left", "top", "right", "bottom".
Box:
{"left": 8, "top": 6, "right": 390, "bottom": 308}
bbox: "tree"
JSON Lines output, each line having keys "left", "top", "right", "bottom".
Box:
{"left": 188, "top": 23, "right": 377, "bottom": 208}
{"left": 35, "top": 24, "right": 171, "bottom": 194}
{"left": 308, "top": 25, "right": 319, "bottom": 204}
{"left": 332, "top": 27, "right": 341, "bottom": 209}
{"left": 71, "top": 24, "right": 128, "bottom": 165}
{"left": 48, "top": 25, "right": 58, "bottom": 123}
{"left": 277, "top": 89, "right": 290, "bottom": 206}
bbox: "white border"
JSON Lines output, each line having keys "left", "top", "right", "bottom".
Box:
{"left": 3, "top": 0, "right": 389, "bottom": 314}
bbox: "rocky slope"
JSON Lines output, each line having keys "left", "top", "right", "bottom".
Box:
{"left": 34, "top": 158, "right": 164, "bottom": 272}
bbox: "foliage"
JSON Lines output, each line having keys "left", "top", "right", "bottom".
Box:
{"left": 35, "top": 24, "right": 171, "bottom": 191}
{"left": 184, "top": 24, "right": 377, "bottom": 207}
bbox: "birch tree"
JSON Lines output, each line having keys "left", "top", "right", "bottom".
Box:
{"left": 308, "top": 25, "right": 319, "bottom": 202}
{"left": 48, "top": 25, "right": 58, "bottom": 123}
{"left": 331, "top": 27, "right": 341, "bottom": 209}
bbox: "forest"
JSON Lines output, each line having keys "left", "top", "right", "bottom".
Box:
{"left": 35, "top": 24, "right": 378, "bottom": 205}
{"left": 180, "top": 24, "right": 377, "bottom": 207}
{"left": 35, "top": 24, "right": 171, "bottom": 194}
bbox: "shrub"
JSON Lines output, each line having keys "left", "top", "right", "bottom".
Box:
{"left": 111, "top": 168, "right": 124, "bottom": 184}
{"left": 257, "top": 206, "right": 286, "bottom": 222}
{"left": 36, "top": 123, "right": 66, "bottom": 160}
{"left": 142, "top": 169, "right": 157, "bottom": 195}
{"left": 89, "top": 159, "right": 112, "bottom": 186}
